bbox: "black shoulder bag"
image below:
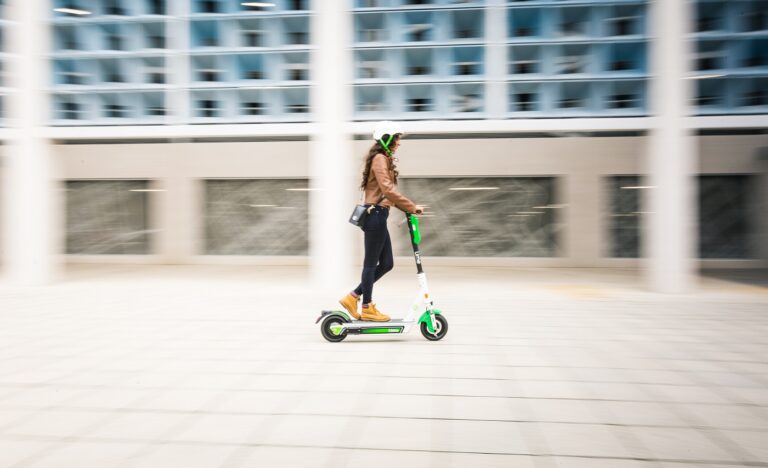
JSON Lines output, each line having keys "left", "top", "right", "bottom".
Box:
{"left": 349, "top": 192, "right": 385, "bottom": 229}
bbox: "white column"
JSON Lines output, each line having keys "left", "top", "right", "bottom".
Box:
{"left": 166, "top": 0, "right": 191, "bottom": 124}
{"left": 309, "top": 1, "right": 355, "bottom": 290}
{"left": 645, "top": 0, "right": 697, "bottom": 292}
{"left": 564, "top": 173, "right": 602, "bottom": 266}
{"left": 2, "top": 1, "right": 59, "bottom": 284}
{"left": 155, "top": 176, "right": 199, "bottom": 263}
{"left": 485, "top": 0, "right": 507, "bottom": 119}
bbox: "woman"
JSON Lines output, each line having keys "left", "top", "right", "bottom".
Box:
{"left": 339, "top": 121, "right": 423, "bottom": 322}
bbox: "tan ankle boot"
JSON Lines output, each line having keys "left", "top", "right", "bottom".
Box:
{"left": 361, "top": 303, "right": 390, "bottom": 322}
{"left": 339, "top": 293, "right": 361, "bottom": 320}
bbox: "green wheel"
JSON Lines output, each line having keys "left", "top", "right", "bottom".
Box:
{"left": 321, "top": 315, "right": 348, "bottom": 343}
{"left": 420, "top": 314, "right": 448, "bottom": 341}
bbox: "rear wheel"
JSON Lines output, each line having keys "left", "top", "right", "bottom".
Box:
{"left": 321, "top": 315, "right": 348, "bottom": 343}
{"left": 420, "top": 314, "right": 448, "bottom": 341}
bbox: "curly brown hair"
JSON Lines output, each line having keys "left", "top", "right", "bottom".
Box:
{"left": 360, "top": 134, "right": 400, "bottom": 190}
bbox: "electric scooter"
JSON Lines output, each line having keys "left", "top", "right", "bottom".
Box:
{"left": 316, "top": 212, "right": 448, "bottom": 342}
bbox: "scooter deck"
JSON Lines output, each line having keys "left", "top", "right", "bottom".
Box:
{"left": 348, "top": 318, "right": 409, "bottom": 324}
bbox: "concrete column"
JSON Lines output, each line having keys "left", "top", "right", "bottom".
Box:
{"left": 309, "top": 1, "right": 355, "bottom": 290}
{"left": 485, "top": 0, "right": 507, "bottom": 119}
{"left": 156, "top": 176, "right": 200, "bottom": 263}
{"left": 645, "top": 0, "right": 697, "bottom": 292}
{"left": 2, "top": 1, "right": 59, "bottom": 284}
{"left": 167, "top": 0, "right": 191, "bottom": 123}
{"left": 563, "top": 172, "right": 602, "bottom": 266}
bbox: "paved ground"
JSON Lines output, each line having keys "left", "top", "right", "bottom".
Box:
{"left": 0, "top": 265, "right": 767, "bottom": 468}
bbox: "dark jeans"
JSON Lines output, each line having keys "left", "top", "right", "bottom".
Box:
{"left": 353, "top": 206, "right": 393, "bottom": 305}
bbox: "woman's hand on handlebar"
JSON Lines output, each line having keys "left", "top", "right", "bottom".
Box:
{"left": 414, "top": 205, "right": 424, "bottom": 215}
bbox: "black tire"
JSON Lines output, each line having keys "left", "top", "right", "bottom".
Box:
{"left": 321, "top": 315, "right": 348, "bottom": 343}
{"left": 420, "top": 314, "right": 448, "bottom": 341}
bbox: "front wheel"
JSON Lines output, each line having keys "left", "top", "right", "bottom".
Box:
{"left": 420, "top": 314, "right": 448, "bottom": 341}
{"left": 321, "top": 316, "right": 348, "bottom": 342}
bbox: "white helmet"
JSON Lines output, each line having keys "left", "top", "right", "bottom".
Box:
{"left": 372, "top": 120, "right": 404, "bottom": 142}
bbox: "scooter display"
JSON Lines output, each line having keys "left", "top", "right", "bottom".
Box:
{"left": 316, "top": 212, "right": 448, "bottom": 342}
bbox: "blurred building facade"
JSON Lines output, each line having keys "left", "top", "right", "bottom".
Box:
{"left": 0, "top": 0, "right": 767, "bottom": 287}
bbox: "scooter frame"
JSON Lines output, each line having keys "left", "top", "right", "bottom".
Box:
{"left": 316, "top": 212, "right": 447, "bottom": 341}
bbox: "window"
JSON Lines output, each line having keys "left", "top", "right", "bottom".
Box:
{"left": 355, "top": 86, "right": 386, "bottom": 113}
{"left": 559, "top": 83, "right": 589, "bottom": 110}
{"left": 243, "top": 101, "right": 265, "bottom": 115}
{"left": 201, "top": 0, "right": 220, "bottom": 13}
{"left": 396, "top": 177, "right": 560, "bottom": 257}
{"left": 61, "top": 29, "right": 79, "bottom": 50}
{"left": 147, "top": 71, "right": 165, "bottom": 84}
{"left": 105, "top": 0, "right": 126, "bottom": 15}
{"left": 202, "top": 35, "right": 218, "bottom": 47}
{"left": 410, "top": 26, "right": 430, "bottom": 42}
{"left": 359, "top": 60, "right": 383, "bottom": 78}
{"left": 608, "top": 93, "right": 638, "bottom": 109}
{"left": 744, "top": 8, "right": 766, "bottom": 32}
{"left": 204, "top": 179, "right": 309, "bottom": 255}
{"left": 607, "top": 176, "right": 641, "bottom": 258}
{"left": 288, "top": 32, "right": 308, "bottom": 45}
{"left": 510, "top": 9, "right": 541, "bottom": 38}
{"left": 65, "top": 180, "right": 152, "bottom": 255}
{"left": 512, "top": 60, "right": 537, "bottom": 74}
{"left": 559, "top": 97, "right": 581, "bottom": 109}
{"left": 198, "top": 100, "right": 219, "bottom": 117}
{"left": 362, "top": 29, "right": 385, "bottom": 42}
{"left": 408, "top": 98, "right": 431, "bottom": 112}
{"left": 742, "top": 90, "right": 766, "bottom": 107}
{"left": 742, "top": 40, "right": 767, "bottom": 67}
{"left": 611, "top": 60, "right": 631, "bottom": 71}
{"left": 105, "top": 104, "right": 127, "bottom": 118}
{"left": 408, "top": 65, "right": 430, "bottom": 75}
{"left": 557, "top": 55, "right": 587, "bottom": 74}
{"left": 287, "top": 68, "right": 308, "bottom": 80}
{"left": 699, "top": 176, "right": 754, "bottom": 258}
{"left": 696, "top": 2, "right": 724, "bottom": 32}
{"left": 289, "top": 0, "right": 307, "bottom": 10}
{"left": 148, "top": 106, "right": 166, "bottom": 116}
{"left": 246, "top": 70, "right": 264, "bottom": 80}
{"left": 455, "top": 62, "right": 477, "bottom": 75}
{"left": 739, "top": 79, "right": 767, "bottom": 107}
{"left": 199, "top": 69, "right": 220, "bottom": 81}
{"left": 559, "top": 6, "right": 590, "bottom": 37}
{"left": 611, "top": 18, "right": 633, "bottom": 36}
{"left": 108, "top": 35, "right": 123, "bottom": 51}
{"left": 287, "top": 104, "right": 309, "bottom": 113}
{"left": 62, "top": 71, "right": 86, "bottom": 85}
{"left": 510, "top": 46, "right": 540, "bottom": 74}
{"left": 452, "top": 93, "right": 481, "bottom": 112}
{"left": 452, "top": 10, "right": 481, "bottom": 39}
{"left": 244, "top": 32, "right": 262, "bottom": 47}
{"left": 107, "top": 73, "right": 124, "bottom": 83}
{"left": 61, "top": 101, "right": 81, "bottom": 120}
{"left": 149, "top": 35, "right": 165, "bottom": 49}
{"left": 149, "top": 0, "right": 166, "bottom": 15}
{"left": 516, "top": 92, "right": 536, "bottom": 111}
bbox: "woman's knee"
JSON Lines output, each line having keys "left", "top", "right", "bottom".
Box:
{"left": 380, "top": 258, "right": 394, "bottom": 273}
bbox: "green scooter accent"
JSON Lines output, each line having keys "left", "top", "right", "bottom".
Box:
{"left": 409, "top": 214, "right": 421, "bottom": 245}
{"left": 324, "top": 310, "right": 352, "bottom": 323}
{"left": 418, "top": 309, "right": 442, "bottom": 334}
{"left": 361, "top": 327, "right": 405, "bottom": 334}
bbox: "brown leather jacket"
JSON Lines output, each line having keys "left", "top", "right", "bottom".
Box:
{"left": 364, "top": 153, "right": 418, "bottom": 213}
